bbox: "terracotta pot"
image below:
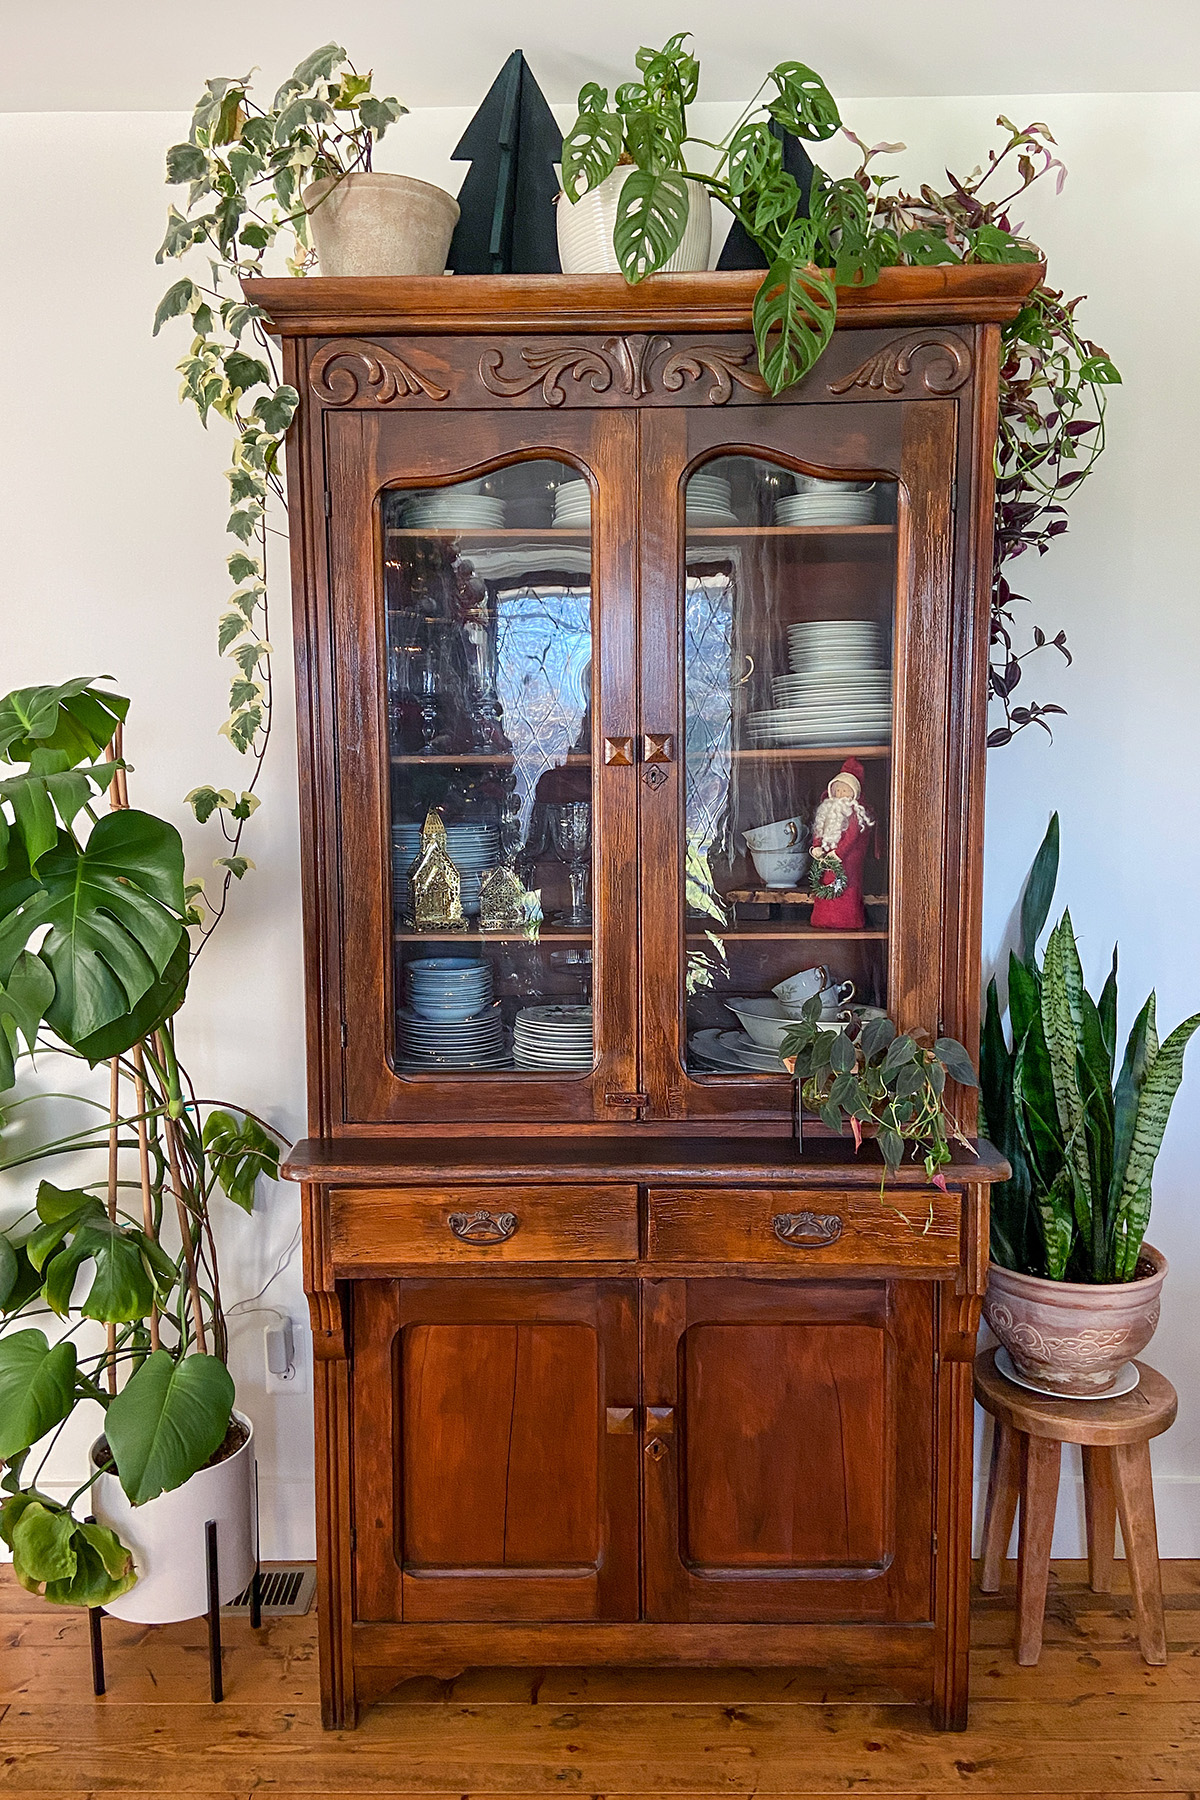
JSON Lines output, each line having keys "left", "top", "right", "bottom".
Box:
{"left": 983, "top": 1246, "right": 1167, "bottom": 1397}
{"left": 556, "top": 168, "right": 712, "bottom": 274}
{"left": 90, "top": 1411, "right": 255, "bottom": 1624}
{"left": 303, "top": 173, "right": 460, "bottom": 277}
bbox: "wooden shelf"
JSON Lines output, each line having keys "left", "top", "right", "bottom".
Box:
{"left": 396, "top": 928, "right": 592, "bottom": 943}
{"left": 687, "top": 524, "right": 895, "bottom": 538}
{"left": 386, "top": 527, "right": 590, "bottom": 540}
{"left": 694, "top": 745, "right": 891, "bottom": 763}
{"left": 689, "top": 927, "right": 888, "bottom": 943}
{"left": 391, "top": 753, "right": 591, "bottom": 767}
{"left": 726, "top": 889, "right": 888, "bottom": 907}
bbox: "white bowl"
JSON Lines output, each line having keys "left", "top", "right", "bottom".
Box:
{"left": 723, "top": 997, "right": 806, "bottom": 1051}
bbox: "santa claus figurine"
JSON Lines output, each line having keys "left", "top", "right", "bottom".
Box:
{"left": 808, "top": 758, "right": 875, "bottom": 929}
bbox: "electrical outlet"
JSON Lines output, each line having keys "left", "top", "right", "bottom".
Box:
{"left": 264, "top": 1316, "right": 295, "bottom": 1385}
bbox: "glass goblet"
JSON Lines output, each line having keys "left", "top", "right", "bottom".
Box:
{"left": 547, "top": 800, "right": 592, "bottom": 927}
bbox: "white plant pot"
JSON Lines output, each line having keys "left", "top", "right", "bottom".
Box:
{"left": 90, "top": 1411, "right": 255, "bottom": 1623}
{"left": 303, "top": 172, "right": 460, "bottom": 277}
{"left": 557, "top": 168, "right": 712, "bottom": 275}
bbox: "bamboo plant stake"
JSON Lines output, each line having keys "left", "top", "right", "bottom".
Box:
{"left": 104, "top": 726, "right": 126, "bottom": 1390}
{"left": 155, "top": 1029, "right": 209, "bottom": 1358}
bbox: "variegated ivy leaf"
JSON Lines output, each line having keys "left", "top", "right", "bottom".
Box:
{"left": 228, "top": 588, "right": 263, "bottom": 621}
{"left": 223, "top": 708, "right": 262, "bottom": 753}
{"left": 227, "top": 551, "right": 262, "bottom": 582}
{"left": 214, "top": 856, "right": 255, "bottom": 880}
{"left": 227, "top": 507, "right": 263, "bottom": 543}
{"left": 218, "top": 611, "right": 251, "bottom": 653}
{"left": 228, "top": 678, "right": 262, "bottom": 711}
{"left": 233, "top": 640, "right": 269, "bottom": 677}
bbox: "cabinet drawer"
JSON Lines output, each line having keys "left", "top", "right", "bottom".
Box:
{"left": 646, "top": 1186, "right": 960, "bottom": 1271}
{"left": 330, "top": 1184, "right": 638, "bottom": 1266}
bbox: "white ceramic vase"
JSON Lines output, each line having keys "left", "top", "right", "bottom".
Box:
{"left": 557, "top": 169, "right": 712, "bottom": 275}
{"left": 303, "top": 172, "right": 460, "bottom": 277}
{"left": 90, "top": 1411, "right": 255, "bottom": 1623}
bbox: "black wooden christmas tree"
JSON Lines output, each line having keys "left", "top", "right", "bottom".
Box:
{"left": 717, "top": 121, "right": 815, "bottom": 270}
{"left": 447, "top": 50, "right": 563, "bottom": 274}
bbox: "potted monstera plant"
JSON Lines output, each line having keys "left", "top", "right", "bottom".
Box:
{"left": 0, "top": 679, "right": 280, "bottom": 1619}
{"left": 980, "top": 816, "right": 1199, "bottom": 1395}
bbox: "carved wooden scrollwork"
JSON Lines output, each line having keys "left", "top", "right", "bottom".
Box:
{"left": 310, "top": 339, "right": 449, "bottom": 404}
{"left": 828, "top": 331, "right": 972, "bottom": 397}
{"left": 479, "top": 333, "right": 768, "bottom": 406}
{"left": 657, "top": 345, "right": 769, "bottom": 403}
{"left": 772, "top": 1210, "right": 843, "bottom": 1248}
{"left": 447, "top": 1207, "right": 519, "bottom": 1245}
{"left": 307, "top": 1288, "right": 348, "bottom": 1360}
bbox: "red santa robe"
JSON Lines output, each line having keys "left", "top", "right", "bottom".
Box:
{"left": 810, "top": 808, "right": 872, "bottom": 929}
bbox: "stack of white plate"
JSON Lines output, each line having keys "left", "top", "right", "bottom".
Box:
{"left": 553, "top": 480, "right": 592, "bottom": 527}
{"left": 746, "top": 619, "right": 892, "bottom": 748}
{"left": 406, "top": 956, "right": 493, "bottom": 1020}
{"left": 398, "top": 1000, "right": 511, "bottom": 1071}
{"left": 513, "top": 1004, "right": 594, "bottom": 1070}
{"left": 686, "top": 472, "right": 739, "bottom": 527}
{"left": 400, "top": 492, "right": 506, "bottom": 530}
{"left": 394, "top": 821, "right": 500, "bottom": 918}
{"left": 776, "top": 479, "right": 876, "bottom": 526}
{"left": 688, "top": 1028, "right": 787, "bottom": 1073}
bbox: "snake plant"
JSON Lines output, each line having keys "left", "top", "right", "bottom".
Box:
{"left": 982, "top": 815, "right": 1199, "bottom": 1282}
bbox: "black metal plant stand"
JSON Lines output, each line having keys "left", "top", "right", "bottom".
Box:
{"left": 86, "top": 1466, "right": 261, "bottom": 1703}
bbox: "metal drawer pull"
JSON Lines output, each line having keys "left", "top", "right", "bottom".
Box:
{"left": 772, "top": 1210, "right": 843, "bottom": 1248}
{"left": 447, "top": 1208, "right": 518, "bottom": 1245}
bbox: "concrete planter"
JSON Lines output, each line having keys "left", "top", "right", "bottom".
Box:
{"left": 303, "top": 172, "right": 460, "bottom": 277}
{"left": 90, "top": 1411, "right": 255, "bottom": 1624}
{"left": 984, "top": 1246, "right": 1167, "bottom": 1396}
{"left": 557, "top": 168, "right": 712, "bottom": 274}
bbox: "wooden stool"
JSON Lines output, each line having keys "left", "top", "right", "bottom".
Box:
{"left": 974, "top": 1347, "right": 1177, "bottom": 1666}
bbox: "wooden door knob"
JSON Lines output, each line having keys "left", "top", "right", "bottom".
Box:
{"left": 642, "top": 733, "right": 674, "bottom": 763}
{"left": 604, "top": 737, "right": 634, "bottom": 766}
{"left": 606, "top": 1406, "right": 635, "bottom": 1435}
{"left": 646, "top": 1405, "right": 674, "bottom": 1434}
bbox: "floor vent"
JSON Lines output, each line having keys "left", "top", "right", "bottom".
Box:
{"left": 222, "top": 1563, "right": 316, "bottom": 1617}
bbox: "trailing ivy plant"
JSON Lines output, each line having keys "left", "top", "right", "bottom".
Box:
{"left": 154, "top": 44, "right": 406, "bottom": 933}
{"left": 0, "top": 680, "right": 282, "bottom": 1605}
{"left": 981, "top": 815, "right": 1199, "bottom": 1283}
{"left": 563, "top": 38, "right": 1120, "bottom": 735}
{"left": 780, "top": 1004, "right": 977, "bottom": 1189}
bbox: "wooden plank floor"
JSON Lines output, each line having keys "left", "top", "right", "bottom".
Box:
{"left": 3, "top": 1562, "right": 1200, "bottom": 1797}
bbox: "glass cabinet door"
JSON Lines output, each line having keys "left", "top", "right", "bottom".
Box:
{"left": 638, "top": 402, "right": 957, "bottom": 1127}
{"left": 326, "top": 411, "right": 638, "bottom": 1124}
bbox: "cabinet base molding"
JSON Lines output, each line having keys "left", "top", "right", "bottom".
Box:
{"left": 354, "top": 1617, "right": 933, "bottom": 1667}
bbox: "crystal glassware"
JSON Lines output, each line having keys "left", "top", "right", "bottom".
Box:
{"left": 547, "top": 800, "right": 592, "bottom": 927}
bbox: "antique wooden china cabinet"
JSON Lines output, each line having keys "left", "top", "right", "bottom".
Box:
{"left": 257, "top": 264, "right": 1029, "bottom": 1731}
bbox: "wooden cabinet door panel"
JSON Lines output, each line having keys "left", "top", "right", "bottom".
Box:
{"left": 351, "top": 1279, "right": 638, "bottom": 1623}
{"left": 325, "top": 407, "right": 639, "bottom": 1126}
{"left": 641, "top": 1276, "right": 934, "bottom": 1622}
{"left": 637, "top": 400, "right": 958, "bottom": 1127}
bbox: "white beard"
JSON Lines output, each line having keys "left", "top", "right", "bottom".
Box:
{"left": 812, "top": 793, "right": 872, "bottom": 855}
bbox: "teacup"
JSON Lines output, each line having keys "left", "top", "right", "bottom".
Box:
{"left": 749, "top": 846, "right": 807, "bottom": 889}
{"left": 773, "top": 966, "right": 829, "bottom": 1012}
{"left": 818, "top": 979, "right": 855, "bottom": 1015}
{"left": 743, "top": 815, "right": 804, "bottom": 853}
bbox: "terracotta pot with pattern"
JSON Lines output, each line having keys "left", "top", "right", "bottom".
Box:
{"left": 983, "top": 1246, "right": 1167, "bottom": 1397}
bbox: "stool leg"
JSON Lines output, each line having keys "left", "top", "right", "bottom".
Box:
{"left": 1016, "top": 1435, "right": 1061, "bottom": 1666}
{"left": 980, "top": 1420, "right": 1021, "bottom": 1592}
{"left": 1082, "top": 1444, "right": 1117, "bottom": 1594}
{"left": 1111, "top": 1440, "right": 1166, "bottom": 1664}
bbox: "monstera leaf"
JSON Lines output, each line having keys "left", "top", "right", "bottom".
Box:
{"left": 752, "top": 256, "right": 837, "bottom": 394}
{"left": 0, "top": 1330, "right": 78, "bottom": 1460}
{"left": 0, "top": 811, "right": 186, "bottom": 1047}
{"left": 0, "top": 1493, "right": 136, "bottom": 1606}
{"left": 0, "top": 678, "right": 128, "bottom": 769}
{"left": 104, "top": 1350, "right": 235, "bottom": 1505}
{"left": 70, "top": 936, "right": 190, "bottom": 1067}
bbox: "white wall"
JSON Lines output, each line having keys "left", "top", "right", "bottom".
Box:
{"left": 1, "top": 89, "right": 1197, "bottom": 1558}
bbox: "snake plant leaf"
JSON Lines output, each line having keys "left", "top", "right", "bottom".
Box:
{"left": 1110, "top": 992, "right": 1157, "bottom": 1219}
{"left": 35, "top": 810, "right": 187, "bottom": 1046}
{"left": 1019, "top": 812, "right": 1059, "bottom": 967}
{"left": 0, "top": 1330, "right": 78, "bottom": 1459}
{"left": 1098, "top": 947, "right": 1118, "bottom": 1076}
{"left": 560, "top": 104, "right": 624, "bottom": 202}
{"left": 613, "top": 169, "right": 690, "bottom": 282}
{"left": 764, "top": 61, "right": 841, "bottom": 142}
{"left": 1041, "top": 919, "right": 1094, "bottom": 1239}
{"left": 1112, "top": 1008, "right": 1200, "bottom": 1269}
{"left": 0, "top": 679, "right": 128, "bottom": 769}
{"left": 1007, "top": 949, "right": 1041, "bottom": 1045}
{"left": 104, "top": 1350, "right": 235, "bottom": 1506}
{"left": 752, "top": 256, "right": 837, "bottom": 395}
{"left": 979, "top": 983, "right": 1010, "bottom": 1144}
{"left": 1013, "top": 1018, "right": 1070, "bottom": 1250}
